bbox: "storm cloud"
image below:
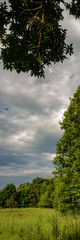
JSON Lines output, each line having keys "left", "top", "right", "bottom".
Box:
{"left": 0, "top": 5, "right": 80, "bottom": 188}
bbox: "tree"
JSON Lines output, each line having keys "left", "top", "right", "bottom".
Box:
{"left": 0, "top": 183, "right": 17, "bottom": 208}
{"left": 53, "top": 85, "right": 80, "bottom": 212}
{"left": 66, "top": 0, "right": 80, "bottom": 19}
{"left": 0, "top": 0, "right": 73, "bottom": 77}
{"left": 38, "top": 178, "right": 54, "bottom": 208}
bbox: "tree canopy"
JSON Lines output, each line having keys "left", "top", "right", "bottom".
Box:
{"left": 0, "top": 177, "right": 54, "bottom": 208}
{"left": 0, "top": 0, "right": 74, "bottom": 77}
{"left": 53, "top": 85, "right": 80, "bottom": 212}
{"left": 0, "top": 183, "right": 17, "bottom": 207}
{"left": 66, "top": 0, "right": 80, "bottom": 19}
{"left": 53, "top": 85, "right": 80, "bottom": 178}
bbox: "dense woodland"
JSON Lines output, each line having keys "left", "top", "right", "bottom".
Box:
{"left": 0, "top": 177, "right": 54, "bottom": 208}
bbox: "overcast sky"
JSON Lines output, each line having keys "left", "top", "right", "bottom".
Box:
{"left": 0, "top": 3, "right": 80, "bottom": 189}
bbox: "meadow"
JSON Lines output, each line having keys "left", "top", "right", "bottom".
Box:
{"left": 0, "top": 208, "right": 80, "bottom": 240}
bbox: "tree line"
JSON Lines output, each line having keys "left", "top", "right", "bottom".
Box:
{"left": 0, "top": 177, "right": 54, "bottom": 208}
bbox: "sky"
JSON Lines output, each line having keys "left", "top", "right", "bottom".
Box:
{"left": 0, "top": 2, "right": 80, "bottom": 189}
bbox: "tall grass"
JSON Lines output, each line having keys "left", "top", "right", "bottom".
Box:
{"left": 0, "top": 208, "right": 80, "bottom": 240}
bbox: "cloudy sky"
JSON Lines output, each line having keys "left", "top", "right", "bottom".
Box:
{"left": 0, "top": 2, "right": 80, "bottom": 189}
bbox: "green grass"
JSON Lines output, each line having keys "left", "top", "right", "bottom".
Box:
{"left": 0, "top": 208, "right": 80, "bottom": 240}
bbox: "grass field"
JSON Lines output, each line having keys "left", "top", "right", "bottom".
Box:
{"left": 0, "top": 208, "right": 80, "bottom": 240}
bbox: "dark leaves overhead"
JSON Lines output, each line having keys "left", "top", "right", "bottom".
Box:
{"left": 66, "top": 0, "right": 80, "bottom": 19}
{"left": 0, "top": 0, "right": 73, "bottom": 77}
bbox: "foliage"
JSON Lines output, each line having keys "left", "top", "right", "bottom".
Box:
{"left": 38, "top": 178, "right": 54, "bottom": 208}
{"left": 17, "top": 177, "right": 54, "bottom": 208}
{"left": 66, "top": 0, "right": 80, "bottom": 19}
{"left": 0, "top": 1, "right": 8, "bottom": 37}
{"left": 0, "top": 0, "right": 73, "bottom": 77}
{"left": 0, "top": 183, "right": 17, "bottom": 208}
{"left": 53, "top": 85, "right": 80, "bottom": 212}
{"left": 0, "top": 177, "right": 54, "bottom": 208}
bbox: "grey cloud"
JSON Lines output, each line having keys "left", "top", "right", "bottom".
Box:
{"left": 0, "top": 6, "right": 80, "bottom": 188}
{"left": 0, "top": 152, "right": 31, "bottom": 166}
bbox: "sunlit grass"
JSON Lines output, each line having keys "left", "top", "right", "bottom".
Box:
{"left": 0, "top": 208, "right": 80, "bottom": 240}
